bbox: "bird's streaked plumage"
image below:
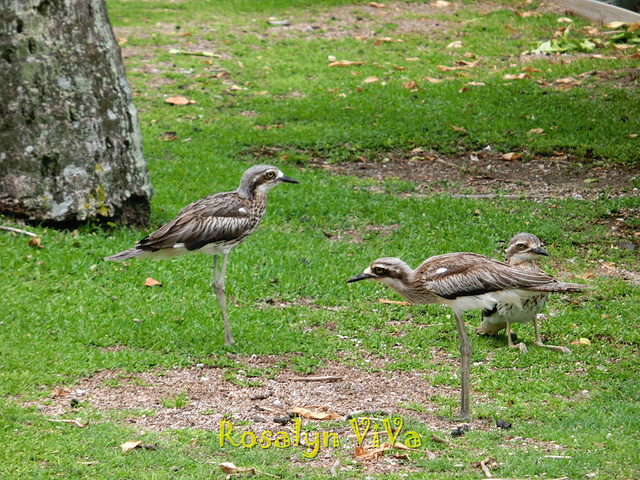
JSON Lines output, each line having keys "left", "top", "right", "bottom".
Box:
{"left": 476, "top": 233, "right": 573, "bottom": 354}
{"left": 106, "top": 164, "right": 298, "bottom": 345}
{"left": 347, "top": 250, "right": 587, "bottom": 420}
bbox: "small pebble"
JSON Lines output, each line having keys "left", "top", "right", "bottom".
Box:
{"left": 273, "top": 416, "right": 290, "bottom": 425}
{"left": 496, "top": 419, "right": 512, "bottom": 429}
{"left": 273, "top": 399, "right": 282, "bottom": 407}
{"left": 253, "top": 415, "right": 267, "bottom": 423}
{"left": 250, "top": 392, "right": 272, "bottom": 400}
{"left": 616, "top": 241, "right": 636, "bottom": 252}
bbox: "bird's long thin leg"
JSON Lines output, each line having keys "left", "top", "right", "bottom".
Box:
{"left": 453, "top": 311, "right": 472, "bottom": 421}
{"left": 212, "top": 253, "right": 234, "bottom": 346}
{"left": 534, "top": 318, "right": 570, "bottom": 353}
{"left": 506, "top": 321, "right": 528, "bottom": 354}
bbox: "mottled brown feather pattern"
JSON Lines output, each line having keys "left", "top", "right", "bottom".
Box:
{"left": 136, "top": 193, "right": 265, "bottom": 253}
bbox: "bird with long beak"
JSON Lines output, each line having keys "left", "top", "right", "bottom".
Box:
{"left": 476, "top": 233, "right": 572, "bottom": 353}
{"left": 347, "top": 249, "right": 587, "bottom": 420}
{"left": 106, "top": 164, "right": 298, "bottom": 346}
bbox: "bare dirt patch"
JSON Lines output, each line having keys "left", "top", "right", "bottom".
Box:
{"left": 28, "top": 352, "right": 511, "bottom": 468}
{"left": 34, "top": 352, "right": 473, "bottom": 431}
{"left": 309, "top": 150, "right": 640, "bottom": 200}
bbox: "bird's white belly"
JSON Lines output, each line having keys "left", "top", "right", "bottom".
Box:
{"left": 486, "top": 293, "right": 548, "bottom": 325}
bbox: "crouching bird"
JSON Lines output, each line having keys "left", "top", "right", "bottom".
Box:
{"left": 477, "top": 233, "right": 573, "bottom": 353}
{"left": 105, "top": 164, "right": 298, "bottom": 346}
{"left": 347, "top": 252, "right": 587, "bottom": 420}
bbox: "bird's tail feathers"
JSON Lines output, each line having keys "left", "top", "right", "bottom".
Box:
{"left": 529, "top": 282, "right": 589, "bottom": 293}
{"left": 104, "top": 247, "right": 143, "bottom": 261}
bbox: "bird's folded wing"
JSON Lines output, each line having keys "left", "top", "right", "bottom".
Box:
{"left": 420, "top": 252, "right": 554, "bottom": 299}
{"left": 137, "top": 195, "right": 255, "bottom": 251}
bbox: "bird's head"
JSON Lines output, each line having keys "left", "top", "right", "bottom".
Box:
{"left": 240, "top": 164, "right": 298, "bottom": 196}
{"left": 347, "top": 257, "right": 412, "bottom": 290}
{"left": 505, "top": 232, "right": 549, "bottom": 264}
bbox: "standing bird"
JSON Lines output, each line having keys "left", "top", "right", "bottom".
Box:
{"left": 347, "top": 252, "right": 587, "bottom": 420}
{"left": 476, "top": 233, "right": 571, "bottom": 354}
{"left": 105, "top": 164, "right": 298, "bottom": 346}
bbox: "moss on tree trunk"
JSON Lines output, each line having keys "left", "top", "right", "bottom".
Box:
{"left": 0, "top": 0, "right": 152, "bottom": 227}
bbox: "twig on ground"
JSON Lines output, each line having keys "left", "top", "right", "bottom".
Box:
{"left": 330, "top": 458, "right": 340, "bottom": 478}
{"left": 430, "top": 433, "right": 450, "bottom": 445}
{"left": 0, "top": 225, "right": 37, "bottom": 237}
{"left": 290, "top": 376, "right": 343, "bottom": 382}
{"left": 480, "top": 458, "right": 493, "bottom": 478}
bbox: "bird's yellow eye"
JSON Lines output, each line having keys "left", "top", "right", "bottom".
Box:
{"left": 516, "top": 243, "right": 527, "bottom": 250}
{"left": 265, "top": 171, "right": 277, "bottom": 179}
{"left": 373, "top": 266, "right": 386, "bottom": 275}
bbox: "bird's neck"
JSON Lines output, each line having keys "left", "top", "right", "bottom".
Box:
{"left": 383, "top": 270, "right": 437, "bottom": 304}
{"left": 509, "top": 258, "right": 542, "bottom": 272}
{"left": 238, "top": 185, "right": 268, "bottom": 201}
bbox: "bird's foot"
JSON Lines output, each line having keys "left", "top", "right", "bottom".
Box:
{"left": 509, "top": 341, "right": 528, "bottom": 354}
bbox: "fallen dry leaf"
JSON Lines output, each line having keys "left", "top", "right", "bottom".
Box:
{"left": 373, "top": 37, "right": 393, "bottom": 46}
{"left": 120, "top": 440, "right": 142, "bottom": 453}
{"left": 48, "top": 417, "right": 89, "bottom": 428}
{"left": 378, "top": 298, "right": 411, "bottom": 306}
{"left": 354, "top": 442, "right": 392, "bottom": 461}
{"left": 51, "top": 387, "right": 70, "bottom": 397}
{"left": 437, "top": 60, "right": 478, "bottom": 72}
{"left": 437, "top": 65, "right": 463, "bottom": 72}
{"left": 555, "top": 77, "right": 578, "bottom": 84}
{"left": 164, "top": 96, "right": 195, "bottom": 105}
{"left": 605, "top": 21, "right": 628, "bottom": 28}
{"left": 328, "top": 60, "right": 365, "bottom": 67}
{"left": 502, "top": 152, "right": 523, "bottom": 161}
{"left": 528, "top": 128, "right": 544, "bottom": 134}
{"left": 402, "top": 80, "right": 419, "bottom": 90}
{"left": 514, "top": 10, "right": 540, "bottom": 18}
{"left": 144, "top": 277, "right": 162, "bottom": 287}
{"left": 451, "top": 125, "right": 466, "bottom": 132}
{"left": 28, "top": 236, "right": 43, "bottom": 248}
{"left": 571, "top": 338, "right": 591, "bottom": 346}
{"left": 219, "top": 462, "right": 278, "bottom": 477}
{"left": 363, "top": 76, "right": 379, "bottom": 83}
{"left": 291, "top": 407, "right": 343, "bottom": 420}
{"left": 430, "top": 1, "right": 452, "bottom": 7}
{"left": 422, "top": 76, "right": 443, "bottom": 83}
{"left": 392, "top": 64, "right": 406, "bottom": 71}
{"left": 503, "top": 73, "right": 531, "bottom": 80}
{"left": 557, "top": 17, "right": 573, "bottom": 23}
{"left": 159, "top": 131, "right": 177, "bottom": 141}
{"left": 368, "top": 2, "right": 387, "bottom": 7}
{"left": 447, "top": 40, "right": 463, "bottom": 49}
{"left": 405, "top": 57, "right": 420, "bottom": 61}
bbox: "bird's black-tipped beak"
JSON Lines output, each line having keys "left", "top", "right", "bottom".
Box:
{"left": 347, "top": 273, "right": 374, "bottom": 283}
{"left": 280, "top": 175, "right": 299, "bottom": 184}
{"left": 530, "top": 247, "right": 549, "bottom": 256}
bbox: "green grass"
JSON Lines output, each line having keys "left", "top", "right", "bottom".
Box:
{"left": 1, "top": 0, "right": 639, "bottom": 478}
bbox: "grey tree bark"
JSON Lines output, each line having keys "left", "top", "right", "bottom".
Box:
{"left": 0, "top": 0, "right": 152, "bottom": 227}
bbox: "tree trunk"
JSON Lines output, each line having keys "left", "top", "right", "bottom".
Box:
{"left": 0, "top": 0, "right": 152, "bottom": 227}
